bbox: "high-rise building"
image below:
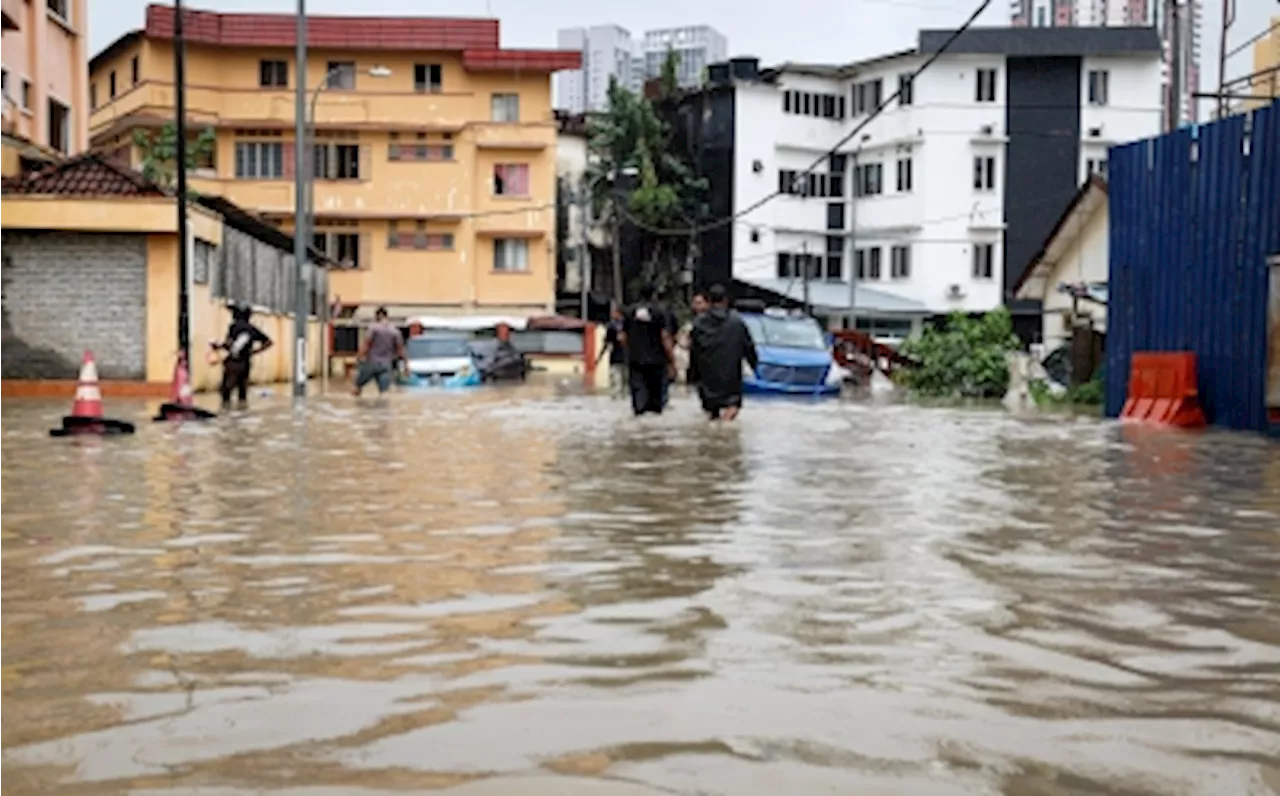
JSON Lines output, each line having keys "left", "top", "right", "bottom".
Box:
{"left": 555, "top": 24, "right": 728, "bottom": 111}
{"left": 555, "top": 25, "right": 636, "bottom": 114}
{"left": 1010, "top": 0, "right": 1199, "bottom": 126}
{"left": 89, "top": 5, "right": 580, "bottom": 317}
{"left": 1, "top": 0, "right": 90, "bottom": 158}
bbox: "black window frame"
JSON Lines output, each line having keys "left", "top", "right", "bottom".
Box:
{"left": 327, "top": 61, "right": 357, "bottom": 90}
{"left": 891, "top": 244, "right": 911, "bottom": 279}
{"left": 826, "top": 202, "right": 845, "bottom": 230}
{"left": 898, "top": 73, "right": 914, "bottom": 106}
{"left": 415, "top": 63, "right": 443, "bottom": 93}
{"left": 1087, "top": 69, "right": 1109, "bottom": 106}
{"left": 976, "top": 68, "right": 997, "bottom": 103}
{"left": 973, "top": 155, "right": 996, "bottom": 191}
{"left": 260, "top": 60, "right": 289, "bottom": 88}
{"left": 972, "top": 242, "right": 995, "bottom": 279}
{"left": 896, "top": 157, "right": 913, "bottom": 192}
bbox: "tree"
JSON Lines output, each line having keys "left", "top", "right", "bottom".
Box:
{"left": 586, "top": 59, "right": 706, "bottom": 310}
{"left": 132, "top": 123, "right": 216, "bottom": 191}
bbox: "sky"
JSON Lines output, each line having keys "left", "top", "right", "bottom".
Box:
{"left": 89, "top": 0, "right": 1278, "bottom": 116}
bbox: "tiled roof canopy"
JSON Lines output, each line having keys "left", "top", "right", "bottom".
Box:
{"left": 138, "top": 5, "right": 581, "bottom": 73}
{"left": 1, "top": 153, "right": 166, "bottom": 197}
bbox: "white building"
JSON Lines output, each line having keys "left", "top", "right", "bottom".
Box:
{"left": 555, "top": 25, "right": 637, "bottom": 114}
{"left": 691, "top": 27, "right": 1162, "bottom": 340}
{"left": 640, "top": 26, "right": 729, "bottom": 91}
{"left": 555, "top": 24, "right": 728, "bottom": 111}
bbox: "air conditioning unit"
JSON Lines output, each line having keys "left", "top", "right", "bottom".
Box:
{"left": 752, "top": 159, "right": 764, "bottom": 173}
{"left": 1088, "top": 126, "right": 1103, "bottom": 138}
{"left": 947, "top": 284, "right": 966, "bottom": 299}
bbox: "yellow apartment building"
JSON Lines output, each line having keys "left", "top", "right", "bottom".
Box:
{"left": 1, "top": 0, "right": 90, "bottom": 160}
{"left": 1248, "top": 18, "right": 1279, "bottom": 110}
{"left": 87, "top": 4, "right": 580, "bottom": 319}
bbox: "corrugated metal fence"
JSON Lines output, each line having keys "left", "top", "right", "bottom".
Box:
{"left": 1106, "top": 101, "right": 1280, "bottom": 432}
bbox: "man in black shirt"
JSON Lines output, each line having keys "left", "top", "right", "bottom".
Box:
{"left": 691, "top": 284, "right": 758, "bottom": 421}
{"left": 622, "top": 284, "right": 676, "bottom": 416}
{"left": 596, "top": 306, "right": 628, "bottom": 399}
{"left": 214, "top": 304, "right": 273, "bottom": 408}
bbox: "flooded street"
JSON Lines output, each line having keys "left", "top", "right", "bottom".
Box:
{"left": 3, "top": 385, "right": 1280, "bottom": 795}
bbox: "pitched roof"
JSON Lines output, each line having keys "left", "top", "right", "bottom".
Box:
{"left": 1012, "top": 175, "right": 1108, "bottom": 300}
{"left": 1, "top": 151, "right": 167, "bottom": 197}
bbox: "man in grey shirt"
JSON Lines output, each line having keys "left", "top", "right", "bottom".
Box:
{"left": 353, "top": 306, "right": 406, "bottom": 396}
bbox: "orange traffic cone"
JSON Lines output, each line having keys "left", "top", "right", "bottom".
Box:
{"left": 49, "top": 351, "right": 136, "bottom": 436}
{"left": 154, "top": 351, "right": 216, "bottom": 421}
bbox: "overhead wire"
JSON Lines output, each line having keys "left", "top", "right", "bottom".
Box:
{"left": 617, "top": 0, "right": 995, "bottom": 238}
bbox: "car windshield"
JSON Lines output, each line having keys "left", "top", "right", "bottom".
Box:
{"left": 741, "top": 314, "right": 828, "bottom": 350}
{"left": 406, "top": 337, "right": 472, "bottom": 359}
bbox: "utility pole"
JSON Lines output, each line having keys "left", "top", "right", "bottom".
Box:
{"left": 1216, "top": 0, "right": 1235, "bottom": 119}
{"left": 577, "top": 182, "right": 591, "bottom": 319}
{"left": 846, "top": 150, "right": 859, "bottom": 331}
{"left": 1169, "top": 0, "right": 1183, "bottom": 131}
{"left": 292, "top": 0, "right": 309, "bottom": 398}
{"left": 174, "top": 0, "right": 190, "bottom": 366}
{"left": 801, "top": 239, "right": 811, "bottom": 316}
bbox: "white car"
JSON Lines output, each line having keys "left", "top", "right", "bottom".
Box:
{"left": 405, "top": 334, "right": 474, "bottom": 380}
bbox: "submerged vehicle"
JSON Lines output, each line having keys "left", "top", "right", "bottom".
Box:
{"left": 739, "top": 308, "right": 843, "bottom": 395}
{"left": 404, "top": 333, "right": 474, "bottom": 381}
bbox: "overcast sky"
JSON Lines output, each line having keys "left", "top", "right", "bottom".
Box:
{"left": 89, "top": 0, "right": 1277, "bottom": 115}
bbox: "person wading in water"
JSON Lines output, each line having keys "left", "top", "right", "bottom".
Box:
{"left": 213, "top": 304, "right": 273, "bottom": 409}
{"left": 690, "top": 284, "right": 758, "bottom": 421}
{"left": 622, "top": 284, "right": 676, "bottom": 416}
{"left": 353, "top": 307, "right": 406, "bottom": 397}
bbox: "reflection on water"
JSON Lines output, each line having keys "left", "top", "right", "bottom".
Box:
{"left": 3, "top": 388, "right": 1279, "bottom": 795}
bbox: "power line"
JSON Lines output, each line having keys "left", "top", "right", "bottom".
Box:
{"left": 1225, "top": 18, "right": 1280, "bottom": 61}
{"left": 620, "top": 0, "right": 995, "bottom": 238}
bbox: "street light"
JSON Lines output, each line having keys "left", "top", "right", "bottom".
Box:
{"left": 291, "top": 57, "right": 392, "bottom": 398}
{"left": 578, "top": 165, "right": 638, "bottom": 317}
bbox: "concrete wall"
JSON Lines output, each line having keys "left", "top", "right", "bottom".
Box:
{"left": 1040, "top": 199, "right": 1107, "bottom": 351}
{"left": 1, "top": 231, "right": 148, "bottom": 378}
{"left": 0, "top": 0, "right": 89, "bottom": 153}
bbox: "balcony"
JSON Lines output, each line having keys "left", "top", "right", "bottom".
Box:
{"left": 90, "top": 82, "right": 489, "bottom": 140}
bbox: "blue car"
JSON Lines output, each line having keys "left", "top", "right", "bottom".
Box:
{"left": 739, "top": 310, "right": 843, "bottom": 396}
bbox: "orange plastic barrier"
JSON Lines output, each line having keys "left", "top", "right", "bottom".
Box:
{"left": 1120, "top": 351, "right": 1207, "bottom": 428}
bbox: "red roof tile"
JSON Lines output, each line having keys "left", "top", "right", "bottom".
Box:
{"left": 137, "top": 6, "right": 580, "bottom": 73}
{"left": 145, "top": 4, "right": 499, "bottom": 52}
{"left": 2, "top": 153, "right": 167, "bottom": 198}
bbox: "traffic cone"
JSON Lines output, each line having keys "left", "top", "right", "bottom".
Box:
{"left": 154, "top": 351, "right": 216, "bottom": 422}
{"left": 50, "top": 351, "right": 136, "bottom": 436}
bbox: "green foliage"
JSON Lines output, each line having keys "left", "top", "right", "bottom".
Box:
{"left": 898, "top": 309, "right": 1021, "bottom": 398}
{"left": 132, "top": 123, "right": 216, "bottom": 191}
{"left": 1029, "top": 370, "right": 1105, "bottom": 408}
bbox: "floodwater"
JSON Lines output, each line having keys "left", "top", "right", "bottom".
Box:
{"left": 3, "top": 384, "right": 1280, "bottom": 796}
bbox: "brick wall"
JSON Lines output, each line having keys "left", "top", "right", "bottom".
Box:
{"left": 1, "top": 232, "right": 148, "bottom": 379}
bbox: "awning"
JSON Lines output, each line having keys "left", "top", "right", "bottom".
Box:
{"left": 407, "top": 315, "right": 530, "bottom": 331}
{"left": 737, "top": 277, "right": 928, "bottom": 316}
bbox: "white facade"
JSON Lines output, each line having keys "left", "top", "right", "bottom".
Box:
{"left": 727, "top": 49, "right": 1162, "bottom": 321}
{"left": 555, "top": 24, "right": 728, "bottom": 110}
{"left": 555, "top": 25, "right": 636, "bottom": 114}
{"left": 556, "top": 128, "right": 589, "bottom": 292}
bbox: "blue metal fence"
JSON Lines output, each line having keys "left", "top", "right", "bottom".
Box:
{"left": 1106, "top": 101, "right": 1280, "bottom": 432}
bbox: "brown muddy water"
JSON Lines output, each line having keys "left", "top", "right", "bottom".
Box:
{"left": 3, "top": 385, "right": 1280, "bottom": 796}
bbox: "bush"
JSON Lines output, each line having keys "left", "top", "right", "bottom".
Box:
{"left": 898, "top": 309, "right": 1021, "bottom": 398}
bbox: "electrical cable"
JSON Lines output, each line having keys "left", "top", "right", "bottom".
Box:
{"left": 616, "top": 0, "right": 995, "bottom": 237}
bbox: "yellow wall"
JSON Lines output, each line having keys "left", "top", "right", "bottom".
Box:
{"left": 89, "top": 37, "right": 562, "bottom": 315}
{"left": 0, "top": 0, "right": 89, "bottom": 154}
{"left": 1250, "top": 18, "right": 1280, "bottom": 109}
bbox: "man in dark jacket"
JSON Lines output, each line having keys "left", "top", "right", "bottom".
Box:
{"left": 214, "top": 303, "right": 273, "bottom": 409}
{"left": 622, "top": 284, "right": 676, "bottom": 416}
{"left": 690, "top": 284, "right": 758, "bottom": 421}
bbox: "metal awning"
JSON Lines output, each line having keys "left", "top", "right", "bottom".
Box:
{"left": 738, "top": 276, "right": 929, "bottom": 316}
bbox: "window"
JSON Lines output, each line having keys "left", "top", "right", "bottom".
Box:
{"left": 837, "top": 95, "right": 846, "bottom": 119}
{"left": 855, "top": 162, "right": 883, "bottom": 196}
{"left": 89, "top": 82, "right": 97, "bottom": 110}
{"left": 972, "top": 242, "right": 995, "bottom": 279}
{"left": 327, "top": 62, "right": 356, "bottom": 90}
{"left": 21, "top": 80, "right": 31, "bottom": 110}
{"left": 783, "top": 91, "right": 792, "bottom": 113}
{"left": 493, "top": 163, "right": 530, "bottom": 196}
{"left": 1036, "top": 6, "right": 1047, "bottom": 25}
{"left": 1087, "top": 158, "right": 1108, "bottom": 178}
{"left": 896, "top": 157, "right": 913, "bottom": 192}
{"left": 260, "top": 60, "right": 288, "bottom": 88}
{"left": 47, "top": 0, "right": 68, "bottom": 22}
{"left": 869, "top": 79, "right": 882, "bottom": 112}
{"left": 826, "top": 236, "right": 843, "bottom": 281}
{"left": 776, "top": 252, "right": 792, "bottom": 279}
{"left": 973, "top": 156, "right": 996, "bottom": 191}
{"left": 868, "top": 246, "right": 882, "bottom": 280}
{"left": 314, "top": 142, "right": 360, "bottom": 180}
{"left": 891, "top": 245, "right": 911, "bottom": 279}
{"left": 854, "top": 247, "right": 882, "bottom": 280}
{"left": 415, "top": 63, "right": 442, "bottom": 93}
{"left": 47, "top": 99, "right": 69, "bottom": 154}
{"left": 332, "top": 233, "right": 361, "bottom": 269}
{"left": 234, "top": 141, "right": 284, "bottom": 179}
{"left": 802, "top": 93, "right": 811, "bottom": 115}
{"left": 109, "top": 71, "right": 117, "bottom": 99}
{"left": 494, "top": 239, "right": 529, "bottom": 272}
{"left": 388, "top": 222, "right": 454, "bottom": 251}
{"left": 389, "top": 140, "right": 453, "bottom": 162}
{"left": 829, "top": 173, "right": 844, "bottom": 197}
{"left": 1088, "top": 69, "right": 1109, "bottom": 106}
{"left": 491, "top": 93, "right": 520, "bottom": 122}
{"left": 976, "top": 68, "right": 997, "bottom": 103}
{"left": 826, "top": 202, "right": 845, "bottom": 230}
{"left": 132, "top": 56, "right": 140, "bottom": 85}
{"left": 898, "top": 73, "right": 914, "bottom": 106}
